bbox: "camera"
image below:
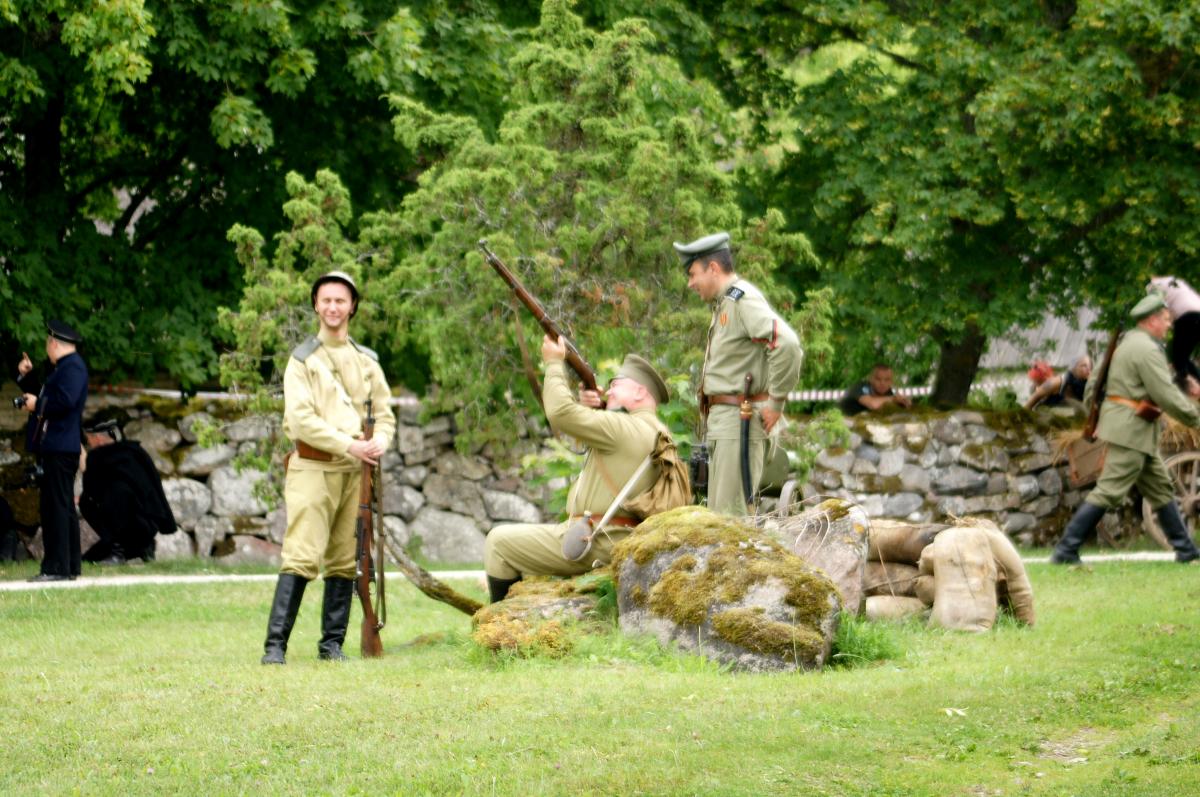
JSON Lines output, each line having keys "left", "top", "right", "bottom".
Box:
{"left": 11, "top": 396, "right": 25, "bottom": 410}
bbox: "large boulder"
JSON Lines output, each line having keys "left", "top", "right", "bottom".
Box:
{"left": 767, "top": 498, "right": 869, "bottom": 617}
{"left": 612, "top": 506, "right": 841, "bottom": 672}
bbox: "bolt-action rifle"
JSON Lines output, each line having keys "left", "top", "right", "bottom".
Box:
{"left": 355, "top": 398, "right": 385, "bottom": 658}
{"left": 1083, "top": 330, "right": 1121, "bottom": 442}
{"left": 477, "top": 239, "right": 603, "bottom": 405}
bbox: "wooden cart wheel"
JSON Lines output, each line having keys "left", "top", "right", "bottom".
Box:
{"left": 1141, "top": 451, "right": 1200, "bottom": 551}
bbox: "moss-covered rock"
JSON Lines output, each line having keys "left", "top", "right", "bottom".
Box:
{"left": 470, "top": 575, "right": 609, "bottom": 657}
{"left": 611, "top": 506, "right": 841, "bottom": 672}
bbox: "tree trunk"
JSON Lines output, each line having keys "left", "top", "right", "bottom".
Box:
{"left": 930, "top": 320, "right": 988, "bottom": 408}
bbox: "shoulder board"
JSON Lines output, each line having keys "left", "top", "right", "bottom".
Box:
{"left": 349, "top": 338, "right": 380, "bottom": 362}
{"left": 290, "top": 336, "right": 321, "bottom": 363}
{"left": 725, "top": 286, "right": 745, "bottom": 301}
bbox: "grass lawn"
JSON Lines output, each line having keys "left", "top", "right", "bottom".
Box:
{"left": 1, "top": 560, "right": 1197, "bottom": 796}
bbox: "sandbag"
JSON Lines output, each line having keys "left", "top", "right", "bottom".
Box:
{"left": 865, "top": 595, "right": 928, "bottom": 622}
{"left": 918, "top": 526, "right": 998, "bottom": 633}
{"left": 862, "top": 561, "right": 921, "bottom": 597}
{"left": 914, "top": 574, "right": 934, "bottom": 607}
{"left": 867, "top": 520, "right": 945, "bottom": 564}
{"left": 978, "top": 525, "right": 1035, "bottom": 625}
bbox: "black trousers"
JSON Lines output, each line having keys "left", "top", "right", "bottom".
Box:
{"left": 81, "top": 483, "right": 156, "bottom": 562}
{"left": 39, "top": 453, "right": 81, "bottom": 577}
{"left": 1170, "top": 312, "right": 1200, "bottom": 384}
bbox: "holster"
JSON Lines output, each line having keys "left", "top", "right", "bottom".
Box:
{"left": 1107, "top": 395, "right": 1163, "bottom": 422}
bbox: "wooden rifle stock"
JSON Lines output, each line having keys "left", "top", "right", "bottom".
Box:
{"left": 477, "top": 240, "right": 603, "bottom": 401}
{"left": 1084, "top": 330, "right": 1121, "bottom": 442}
{"left": 355, "top": 399, "right": 384, "bottom": 658}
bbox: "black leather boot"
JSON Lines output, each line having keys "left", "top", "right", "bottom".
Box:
{"left": 318, "top": 577, "right": 355, "bottom": 661}
{"left": 487, "top": 575, "right": 521, "bottom": 603}
{"left": 98, "top": 543, "right": 126, "bottom": 566}
{"left": 1155, "top": 501, "right": 1200, "bottom": 563}
{"left": 262, "top": 573, "right": 308, "bottom": 664}
{"left": 1052, "top": 502, "right": 1107, "bottom": 564}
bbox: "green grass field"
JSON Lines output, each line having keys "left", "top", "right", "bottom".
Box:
{"left": 1, "top": 560, "right": 1197, "bottom": 796}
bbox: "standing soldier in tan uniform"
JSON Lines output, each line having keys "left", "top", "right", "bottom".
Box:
{"left": 675, "top": 232, "right": 803, "bottom": 515}
{"left": 484, "top": 334, "right": 673, "bottom": 602}
{"left": 1052, "top": 293, "right": 1200, "bottom": 564}
{"left": 261, "top": 271, "right": 396, "bottom": 664}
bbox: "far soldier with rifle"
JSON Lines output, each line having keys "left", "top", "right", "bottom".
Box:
{"left": 1053, "top": 293, "right": 1200, "bottom": 565}
{"left": 261, "top": 271, "right": 396, "bottom": 664}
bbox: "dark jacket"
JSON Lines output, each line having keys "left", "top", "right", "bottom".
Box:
{"left": 17, "top": 352, "right": 89, "bottom": 455}
{"left": 80, "top": 441, "right": 177, "bottom": 535}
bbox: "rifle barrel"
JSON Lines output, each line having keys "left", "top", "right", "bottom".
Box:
{"left": 477, "top": 240, "right": 601, "bottom": 394}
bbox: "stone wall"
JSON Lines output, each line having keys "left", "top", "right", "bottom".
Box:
{"left": 0, "top": 386, "right": 555, "bottom": 567}
{"left": 0, "top": 385, "right": 1102, "bottom": 563}
{"left": 799, "top": 409, "right": 1085, "bottom": 546}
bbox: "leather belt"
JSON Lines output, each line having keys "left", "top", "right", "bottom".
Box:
{"left": 1107, "top": 395, "right": 1163, "bottom": 421}
{"left": 569, "top": 515, "right": 639, "bottom": 529}
{"left": 296, "top": 441, "right": 334, "bottom": 462}
{"left": 705, "top": 392, "right": 769, "bottom": 407}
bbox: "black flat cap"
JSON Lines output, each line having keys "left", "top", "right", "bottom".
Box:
{"left": 47, "top": 319, "right": 82, "bottom": 344}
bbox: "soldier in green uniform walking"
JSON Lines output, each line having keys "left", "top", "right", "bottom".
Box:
{"left": 1053, "top": 293, "right": 1200, "bottom": 564}
{"left": 483, "top": 334, "right": 673, "bottom": 602}
{"left": 261, "top": 271, "right": 396, "bottom": 663}
{"left": 675, "top": 232, "right": 803, "bottom": 515}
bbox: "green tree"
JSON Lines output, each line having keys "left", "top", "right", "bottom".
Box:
{"left": 221, "top": 0, "right": 826, "bottom": 449}
{"left": 1, "top": 0, "right": 522, "bottom": 386}
{"left": 584, "top": 2, "right": 1200, "bottom": 403}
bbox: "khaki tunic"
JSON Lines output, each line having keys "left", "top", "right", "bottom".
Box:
{"left": 484, "top": 362, "right": 665, "bottom": 579}
{"left": 280, "top": 329, "right": 395, "bottom": 580}
{"left": 701, "top": 278, "right": 802, "bottom": 514}
{"left": 1084, "top": 328, "right": 1200, "bottom": 510}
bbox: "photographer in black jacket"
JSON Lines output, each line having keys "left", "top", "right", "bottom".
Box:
{"left": 16, "top": 320, "right": 89, "bottom": 582}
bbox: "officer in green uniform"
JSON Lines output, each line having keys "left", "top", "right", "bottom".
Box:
{"left": 261, "top": 271, "right": 396, "bottom": 663}
{"left": 675, "top": 232, "right": 803, "bottom": 515}
{"left": 1053, "top": 293, "right": 1200, "bottom": 564}
{"left": 483, "top": 334, "right": 673, "bottom": 602}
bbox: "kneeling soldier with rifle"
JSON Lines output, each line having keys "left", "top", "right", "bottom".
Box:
{"left": 1053, "top": 293, "right": 1200, "bottom": 564}
{"left": 484, "top": 334, "right": 674, "bottom": 602}
{"left": 261, "top": 271, "right": 396, "bottom": 664}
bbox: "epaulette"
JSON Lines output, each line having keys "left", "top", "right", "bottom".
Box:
{"left": 291, "top": 336, "right": 321, "bottom": 363}
{"left": 349, "top": 338, "right": 380, "bottom": 362}
{"left": 726, "top": 285, "right": 745, "bottom": 301}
